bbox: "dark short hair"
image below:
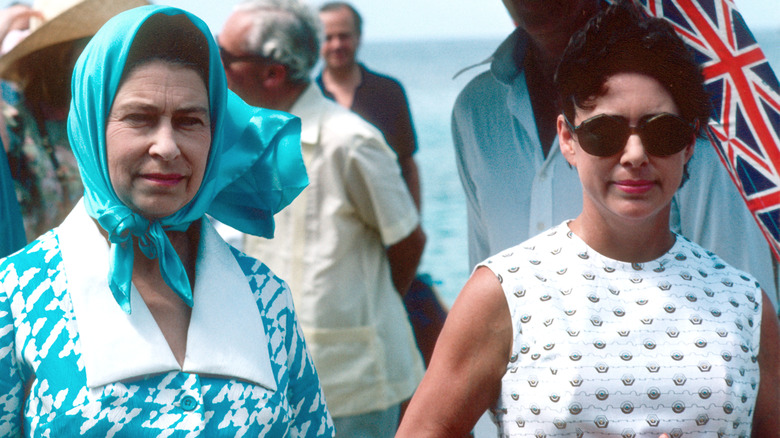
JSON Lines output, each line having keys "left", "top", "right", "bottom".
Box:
{"left": 555, "top": 0, "right": 711, "bottom": 131}
{"left": 319, "top": 1, "right": 362, "bottom": 36}
{"left": 121, "top": 13, "right": 210, "bottom": 90}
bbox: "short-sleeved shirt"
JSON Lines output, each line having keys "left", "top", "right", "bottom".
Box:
{"left": 244, "top": 85, "right": 424, "bottom": 417}
{"left": 0, "top": 202, "right": 334, "bottom": 437}
{"left": 317, "top": 64, "right": 417, "bottom": 160}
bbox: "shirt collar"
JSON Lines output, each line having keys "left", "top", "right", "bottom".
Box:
{"left": 452, "top": 27, "right": 527, "bottom": 83}
{"left": 58, "top": 200, "right": 278, "bottom": 391}
{"left": 490, "top": 26, "right": 528, "bottom": 85}
{"left": 290, "top": 83, "right": 329, "bottom": 146}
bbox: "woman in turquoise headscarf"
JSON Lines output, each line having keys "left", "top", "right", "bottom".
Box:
{"left": 0, "top": 5, "right": 334, "bottom": 437}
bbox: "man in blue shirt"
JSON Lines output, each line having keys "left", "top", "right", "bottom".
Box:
{"left": 452, "top": 0, "right": 778, "bottom": 307}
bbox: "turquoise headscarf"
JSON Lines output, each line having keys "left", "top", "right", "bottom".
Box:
{"left": 68, "top": 5, "right": 308, "bottom": 313}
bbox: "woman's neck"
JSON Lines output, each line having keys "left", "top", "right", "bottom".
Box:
{"left": 130, "top": 220, "right": 201, "bottom": 368}
{"left": 132, "top": 220, "right": 201, "bottom": 286}
{"left": 568, "top": 211, "right": 676, "bottom": 263}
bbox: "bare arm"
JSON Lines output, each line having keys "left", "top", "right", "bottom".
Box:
{"left": 0, "top": 5, "right": 41, "bottom": 152}
{"left": 0, "top": 4, "right": 41, "bottom": 45}
{"left": 386, "top": 225, "right": 425, "bottom": 296}
{"left": 752, "top": 291, "right": 780, "bottom": 437}
{"left": 396, "top": 266, "right": 512, "bottom": 437}
{"left": 399, "top": 155, "right": 421, "bottom": 212}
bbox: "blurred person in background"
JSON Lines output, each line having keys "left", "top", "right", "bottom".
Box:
{"left": 0, "top": 0, "right": 147, "bottom": 242}
{"left": 218, "top": 0, "right": 426, "bottom": 435}
{"left": 0, "top": 143, "right": 24, "bottom": 257}
{"left": 316, "top": 0, "right": 446, "bottom": 368}
{"left": 316, "top": 1, "right": 420, "bottom": 209}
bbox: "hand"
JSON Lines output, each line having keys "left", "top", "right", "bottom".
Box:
{"left": 0, "top": 4, "right": 44, "bottom": 48}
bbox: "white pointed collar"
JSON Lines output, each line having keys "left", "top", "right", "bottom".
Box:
{"left": 58, "top": 200, "right": 277, "bottom": 391}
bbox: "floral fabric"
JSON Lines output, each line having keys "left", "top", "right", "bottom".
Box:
{"left": 2, "top": 100, "right": 82, "bottom": 241}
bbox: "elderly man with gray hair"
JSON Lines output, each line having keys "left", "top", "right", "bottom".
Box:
{"left": 218, "top": 1, "right": 426, "bottom": 436}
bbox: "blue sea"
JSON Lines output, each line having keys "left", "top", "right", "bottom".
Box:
{"left": 360, "top": 29, "right": 780, "bottom": 308}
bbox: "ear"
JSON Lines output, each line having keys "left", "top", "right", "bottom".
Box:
{"left": 558, "top": 114, "right": 578, "bottom": 167}
{"left": 682, "top": 130, "right": 697, "bottom": 164}
{"left": 684, "top": 140, "right": 696, "bottom": 164}
{"left": 262, "top": 64, "right": 289, "bottom": 88}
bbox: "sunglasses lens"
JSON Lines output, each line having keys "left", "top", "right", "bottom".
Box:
{"left": 573, "top": 113, "right": 693, "bottom": 157}
{"left": 640, "top": 115, "right": 693, "bottom": 156}
{"left": 575, "top": 115, "right": 628, "bottom": 157}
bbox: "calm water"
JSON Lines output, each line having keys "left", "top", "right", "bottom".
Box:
{"left": 360, "top": 30, "right": 780, "bottom": 307}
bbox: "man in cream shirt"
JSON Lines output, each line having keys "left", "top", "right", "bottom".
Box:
{"left": 218, "top": 1, "right": 426, "bottom": 436}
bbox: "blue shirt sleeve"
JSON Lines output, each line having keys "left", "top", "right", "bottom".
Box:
{"left": 0, "top": 143, "right": 25, "bottom": 258}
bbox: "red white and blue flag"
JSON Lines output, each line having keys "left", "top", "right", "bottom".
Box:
{"left": 636, "top": 0, "right": 780, "bottom": 258}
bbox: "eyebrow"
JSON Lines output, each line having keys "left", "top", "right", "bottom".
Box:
{"left": 175, "top": 106, "right": 210, "bottom": 116}
{"left": 113, "top": 102, "right": 210, "bottom": 116}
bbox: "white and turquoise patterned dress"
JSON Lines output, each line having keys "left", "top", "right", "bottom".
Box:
{"left": 482, "top": 222, "right": 762, "bottom": 438}
{"left": 0, "top": 203, "right": 334, "bottom": 437}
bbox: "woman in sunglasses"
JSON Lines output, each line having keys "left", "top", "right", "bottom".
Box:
{"left": 396, "top": 1, "right": 780, "bottom": 437}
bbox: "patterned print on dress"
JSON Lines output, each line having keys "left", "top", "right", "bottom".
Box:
{"left": 484, "top": 223, "right": 762, "bottom": 438}
{"left": 0, "top": 231, "right": 333, "bottom": 437}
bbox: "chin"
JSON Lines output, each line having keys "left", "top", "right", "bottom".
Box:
{"left": 613, "top": 207, "right": 669, "bottom": 224}
{"left": 134, "top": 202, "right": 184, "bottom": 220}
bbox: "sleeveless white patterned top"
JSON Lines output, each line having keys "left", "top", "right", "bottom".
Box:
{"left": 481, "top": 223, "right": 762, "bottom": 438}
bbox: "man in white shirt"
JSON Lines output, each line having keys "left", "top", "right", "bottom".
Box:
{"left": 218, "top": 1, "right": 426, "bottom": 436}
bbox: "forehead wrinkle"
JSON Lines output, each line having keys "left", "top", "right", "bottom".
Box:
{"left": 111, "top": 94, "right": 209, "bottom": 113}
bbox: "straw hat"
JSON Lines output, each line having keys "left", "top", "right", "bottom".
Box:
{"left": 0, "top": 0, "right": 149, "bottom": 81}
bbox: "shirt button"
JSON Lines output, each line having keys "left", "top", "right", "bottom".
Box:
{"left": 537, "top": 222, "right": 545, "bottom": 231}
{"left": 180, "top": 395, "right": 198, "bottom": 411}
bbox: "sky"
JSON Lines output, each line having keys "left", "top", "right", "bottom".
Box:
{"left": 2, "top": 0, "right": 777, "bottom": 42}
{"left": 149, "top": 0, "right": 516, "bottom": 41}
{"left": 156, "top": 0, "right": 778, "bottom": 41}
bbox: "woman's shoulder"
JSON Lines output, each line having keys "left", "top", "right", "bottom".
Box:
{"left": 0, "top": 230, "right": 61, "bottom": 276}
{"left": 0, "top": 231, "right": 63, "bottom": 310}
{"left": 481, "top": 223, "right": 573, "bottom": 269}
{"left": 673, "top": 233, "right": 761, "bottom": 286}
{"left": 201, "top": 219, "right": 294, "bottom": 312}
{"left": 227, "top": 246, "right": 293, "bottom": 300}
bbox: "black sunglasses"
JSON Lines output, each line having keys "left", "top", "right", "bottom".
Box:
{"left": 218, "top": 46, "right": 271, "bottom": 67}
{"left": 564, "top": 112, "right": 696, "bottom": 157}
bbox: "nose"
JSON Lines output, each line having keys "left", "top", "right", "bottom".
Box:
{"left": 331, "top": 35, "right": 347, "bottom": 49}
{"left": 619, "top": 133, "right": 649, "bottom": 167}
{"left": 149, "top": 121, "right": 180, "bottom": 161}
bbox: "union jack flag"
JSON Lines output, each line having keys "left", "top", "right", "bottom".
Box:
{"left": 635, "top": 0, "right": 780, "bottom": 258}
